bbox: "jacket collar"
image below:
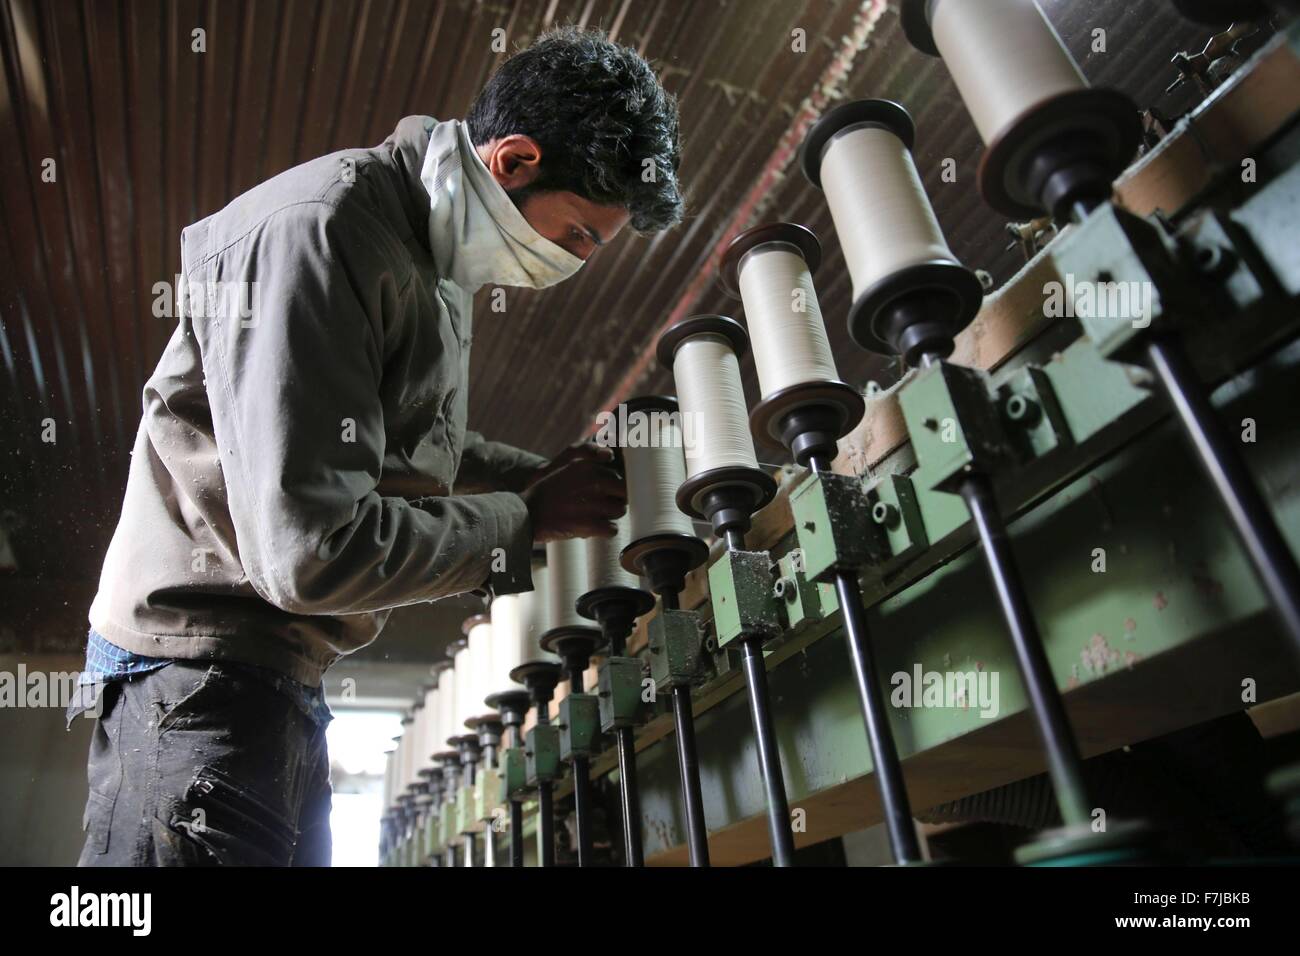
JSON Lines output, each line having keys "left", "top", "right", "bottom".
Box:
{"left": 382, "top": 115, "right": 440, "bottom": 249}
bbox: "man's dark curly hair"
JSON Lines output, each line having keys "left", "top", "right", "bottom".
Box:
{"left": 466, "top": 27, "right": 684, "bottom": 234}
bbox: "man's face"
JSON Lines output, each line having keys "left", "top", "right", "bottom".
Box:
{"left": 476, "top": 135, "right": 631, "bottom": 260}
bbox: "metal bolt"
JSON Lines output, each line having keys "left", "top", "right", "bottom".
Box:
{"left": 872, "top": 500, "right": 899, "bottom": 528}
{"left": 1005, "top": 393, "right": 1031, "bottom": 421}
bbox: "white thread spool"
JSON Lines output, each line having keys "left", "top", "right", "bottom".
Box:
{"left": 544, "top": 538, "right": 595, "bottom": 633}
{"left": 820, "top": 126, "right": 956, "bottom": 302}
{"left": 436, "top": 662, "right": 457, "bottom": 752}
{"left": 464, "top": 617, "right": 495, "bottom": 722}
{"left": 522, "top": 564, "right": 561, "bottom": 665}
{"left": 585, "top": 513, "right": 640, "bottom": 592}
{"left": 736, "top": 244, "right": 840, "bottom": 397}
{"left": 383, "top": 746, "right": 398, "bottom": 812}
{"left": 398, "top": 713, "right": 415, "bottom": 793}
{"left": 450, "top": 639, "right": 474, "bottom": 740}
{"left": 672, "top": 335, "right": 759, "bottom": 478}
{"left": 623, "top": 420, "right": 695, "bottom": 544}
{"left": 418, "top": 685, "right": 439, "bottom": 775}
{"left": 802, "top": 100, "right": 984, "bottom": 361}
{"left": 929, "top": 0, "right": 1084, "bottom": 150}
{"left": 488, "top": 590, "right": 548, "bottom": 686}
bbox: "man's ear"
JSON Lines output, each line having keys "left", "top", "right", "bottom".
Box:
{"left": 479, "top": 134, "right": 543, "bottom": 191}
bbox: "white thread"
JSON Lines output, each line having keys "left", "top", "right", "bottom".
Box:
{"left": 673, "top": 335, "right": 760, "bottom": 477}
{"left": 398, "top": 714, "right": 414, "bottom": 792}
{"left": 586, "top": 512, "right": 641, "bottom": 592}
{"left": 404, "top": 703, "right": 422, "bottom": 792}
{"left": 383, "top": 747, "right": 397, "bottom": 810}
{"left": 624, "top": 417, "right": 695, "bottom": 544}
{"left": 419, "top": 685, "right": 439, "bottom": 773}
{"left": 525, "top": 565, "right": 559, "bottom": 658}
{"left": 436, "top": 663, "right": 457, "bottom": 751}
{"left": 931, "top": 0, "right": 1085, "bottom": 146}
{"left": 820, "top": 125, "right": 957, "bottom": 298}
{"left": 465, "top": 619, "right": 495, "bottom": 725}
{"left": 737, "top": 245, "right": 840, "bottom": 396}
{"left": 546, "top": 537, "right": 593, "bottom": 632}
{"left": 492, "top": 570, "right": 560, "bottom": 685}
{"left": 451, "top": 641, "right": 474, "bottom": 736}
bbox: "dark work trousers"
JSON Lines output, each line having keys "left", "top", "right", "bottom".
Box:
{"left": 69, "top": 661, "right": 332, "bottom": 866}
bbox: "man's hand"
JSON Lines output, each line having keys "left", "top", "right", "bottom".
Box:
{"left": 521, "top": 443, "right": 626, "bottom": 542}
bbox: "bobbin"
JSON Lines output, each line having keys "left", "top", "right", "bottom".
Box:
{"left": 900, "top": 0, "right": 1142, "bottom": 220}
{"left": 615, "top": 394, "right": 710, "bottom": 592}
{"left": 537, "top": 540, "right": 604, "bottom": 693}
{"left": 445, "top": 635, "right": 478, "bottom": 744}
{"left": 432, "top": 657, "right": 459, "bottom": 765}
{"left": 800, "top": 99, "right": 983, "bottom": 362}
{"left": 657, "top": 315, "right": 777, "bottom": 533}
{"left": 420, "top": 660, "right": 453, "bottom": 770}
{"left": 460, "top": 613, "right": 499, "bottom": 730}
{"left": 719, "top": 222, "right": 866, "bottom": 462}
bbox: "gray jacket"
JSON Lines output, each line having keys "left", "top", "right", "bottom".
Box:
{"left": 89, "top": 116, "right": 542, "bottom": 686}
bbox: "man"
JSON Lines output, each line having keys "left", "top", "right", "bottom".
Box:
{"left": 70, "top": 27, "right": 684, "bottom": 866}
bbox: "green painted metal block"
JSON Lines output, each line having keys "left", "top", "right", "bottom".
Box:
{"left": 435, "top": 801, "right": 450, "bottom": 850}
{"left": 1042, "top": 338, "right": 1152, "bottom": 444}
{"left": 789, "top": 472, "right": 880, "bottom": 579}
{"left": 524, "top": 724, "right": 561, "bottom": 786}
{"left": 597, "top": 655, "right": 645, "bottom": 731}
{"left": 422, "top": 811, "right": 437, "bottom": 861}
{"left": 498, "top": 746, "right": 527, "bottom": 801}
{"left": 648, "top": 607, "right": 709, "bottom": 691}
{"left": 558, "top": 693, "right": 602, "bottom": 760}
{"left": 865, "top": 472, "right": 929, "bottom": 569}
{"left": 998, "top": 364, "right": 1072, "bottom": 460}
{"left": 474, "top": 768, "right": 500, "bottom": 822}
{"left": 455, "top": 784, "right": 475, "bottom": 835}
{"left": 708, "top": 548, "right": 781, "bottom": 648}
{"left": 901, "top": 361, "right": 1011, "bottom": 494}
{"left": 443, "top": 795, "right": 460, "bottom": 847}
{"left": 773, "top": 550, "right": 838, "bottom": 633}
{"left": 1048, "top": 204, "right": 1189, "bottom": 359}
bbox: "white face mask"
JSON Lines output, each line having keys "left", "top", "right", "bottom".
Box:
{"left": 420, "top": 119, "right": 585, "bottom": 292}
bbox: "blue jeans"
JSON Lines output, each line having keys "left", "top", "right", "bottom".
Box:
{"left": 70, "top": 661, "right": 333, "bottom": 866}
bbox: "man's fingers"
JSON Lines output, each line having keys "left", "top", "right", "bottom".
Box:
{"left": 559, "top": 442, "right": 614, "bottom": 466}
{"left": 571, "top": 464, "right": 626, "bottom": 499}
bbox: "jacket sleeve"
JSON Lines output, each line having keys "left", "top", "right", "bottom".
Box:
{"left": 196, "top": 203, "right": 532, "bottom": 614}
{"left": 456, "top": 432, "right": 547, "bottom": 493}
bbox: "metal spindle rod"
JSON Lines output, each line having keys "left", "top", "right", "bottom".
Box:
{"left": 832, "top": 571, "right": 921, "bottom": 861}
{"left": 570, "top": 664, "right": 594, "bottom": 867}
{"left": 463, "top": 832, "right": 476, "bottom": 867}
{"left": 740, "top": 638, "right": 796, "bottom": 866}
{"left": 1147, "top": 334, "right": 1300, "bottom": 653}
{"left": 614, "top": 726, "right": 644, "bottom": 866}
{"left": 604, "top": 621, "right": 646, "bottom": 867}
{"left": 807, "top": 456, "right": 921, "bottom": 864}
{"left": 537, "top": 782, "right": 556, "bottom": 867}
{"left": 573, "top": 755, "right": 594, "bottom": 866}
{"left": 671, "top": 685, "right": 711, "bottom": 867}
{"left": 509, "top": 800, "right": 524, "bottom": 867}
{"left": 959, "top": 473, "right": 1091, "bottom": 826}
{"left": 660, "top": 587, "right": 711, "bottom": 867}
